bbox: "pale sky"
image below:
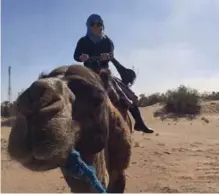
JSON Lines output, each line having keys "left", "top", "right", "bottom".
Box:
{"left": 1, "top": 0, "right": 219, "bottom": 102}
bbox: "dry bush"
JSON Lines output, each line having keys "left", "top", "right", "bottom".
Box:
{"left": 138, "top": 93, "right": 165, "bottom": 107}
{"left": 1, "top": 101, "right": 16, "bottom": 118}
{"left": 201, "top": 91, "right": 219, "bottom": 101}
{"left": 164, "top": 85, "right": 201, "bottom": 115}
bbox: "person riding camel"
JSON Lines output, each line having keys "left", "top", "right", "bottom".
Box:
{"left": 73, "top": 13, "right": 154, "bottom": 133}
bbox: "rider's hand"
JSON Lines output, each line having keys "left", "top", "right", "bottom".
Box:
{"left": 100, "top": 53, "right": 111, "bottom": 61}
{"left": 79, "top": 54, "right": 89, "bottom": 62}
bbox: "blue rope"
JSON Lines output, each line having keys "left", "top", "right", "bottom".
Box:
{"left": 65, "top": 149, "right": 107, "bottom": 193}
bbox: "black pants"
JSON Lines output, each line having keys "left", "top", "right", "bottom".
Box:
{"left": 129, "top": 105, "right": 144, "bottom": 125}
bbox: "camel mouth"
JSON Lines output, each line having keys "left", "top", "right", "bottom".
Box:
{"left": 8, "top": 115, "right": 77, "bottom": 171}
{"left": 26, "top": 141, "right": 96, "bottom": 172}
{"left": 20, "top": 155, "right": 61, "bottom": 171}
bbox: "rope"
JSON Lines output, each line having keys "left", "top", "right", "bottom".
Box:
{"left": 65, "top": 149, "right": 106, "bottom": 193}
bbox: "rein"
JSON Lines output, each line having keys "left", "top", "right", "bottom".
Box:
{"left": 65, "top": 149, "right": 106, "bottom": 193}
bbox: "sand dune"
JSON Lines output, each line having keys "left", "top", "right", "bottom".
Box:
{"left": 1, "top": 103, "right": 219, "bottom": 193}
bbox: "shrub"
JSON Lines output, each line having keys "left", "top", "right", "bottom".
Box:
{"left": 1, "top": 101, "right": 17, "bottom": 118}
{"left": 164, "top": 85, "right": 201, "bottom": 115}
{"left": 147, "top": 93, "right": 162, "bottom": 106}
{"left": 201, "top": 91, "right": 219, "bottom": 101}
{"left": 138, "top": 93, "right": 162, "bottom": 107}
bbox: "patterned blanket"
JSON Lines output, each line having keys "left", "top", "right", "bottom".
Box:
{"left": 110, "top": 76, "right": 138, "bottom": 107}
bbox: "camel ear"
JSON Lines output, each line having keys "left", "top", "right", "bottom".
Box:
{"left": 99, "top": 69, "right": 111, "bottom": 90}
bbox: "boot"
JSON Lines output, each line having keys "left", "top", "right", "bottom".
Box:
{"left": 129, "top": 105, "right": 154, "bottom": 133}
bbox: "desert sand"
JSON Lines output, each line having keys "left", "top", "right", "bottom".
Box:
{"left": 1, "top": 102, "right": 219, "bottom": 193}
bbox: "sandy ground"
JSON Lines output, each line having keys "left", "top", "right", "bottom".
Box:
{"left": 1, "top": 103, "right": 219, "bottom": 193}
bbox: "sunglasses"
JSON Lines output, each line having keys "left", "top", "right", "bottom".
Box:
{"left": 90, "top": 22, "right": 103, "bottom": 27}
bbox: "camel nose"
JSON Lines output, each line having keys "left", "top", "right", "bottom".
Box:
{"left": 16, "top": 81, "right": 44, "bottom": 115}
{"left": 30, "top": 79, "right": 63, "bottom": 111}
{"left": 29, "top": 81, "right": 47, "bottom": 106}
{"left": 17, "top": 79, "right": 61, "bottom": 115}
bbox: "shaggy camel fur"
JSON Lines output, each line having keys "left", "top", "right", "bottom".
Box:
{"left": 8, "top": 65, "right": 132, "bottom": 193}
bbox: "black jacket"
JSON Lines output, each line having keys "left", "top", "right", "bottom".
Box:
{"left": 73, "top": 35, "right": 114, "bottom": 69}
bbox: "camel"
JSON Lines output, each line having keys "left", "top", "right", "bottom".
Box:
{"left": 8, "top": 65, "right": 132, "bottom": 193}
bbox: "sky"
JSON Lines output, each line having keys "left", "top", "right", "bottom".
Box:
{"left": 1, "top": 0, "right": 219, "bottom": 102}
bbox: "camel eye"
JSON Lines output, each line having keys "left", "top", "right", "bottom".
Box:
{"left": 90, "top": 89, "right": 105, "bottom": 107}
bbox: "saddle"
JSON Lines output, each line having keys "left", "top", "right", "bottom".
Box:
{"left": 98, "top": 68, "right": 138, "bottom": 111}
{"left": 85, "top": 58, "right": 138, "bottom": 110}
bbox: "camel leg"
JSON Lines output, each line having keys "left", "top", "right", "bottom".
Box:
{"left": 106, "top": 125, "right": 131, "bottom": 193}
{"left": 107, "top": 170, "right": 126, "bottom": 193}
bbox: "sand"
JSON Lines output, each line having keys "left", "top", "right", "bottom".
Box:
{"left": 1, "top": 103, "right": 219, "bottom": 193}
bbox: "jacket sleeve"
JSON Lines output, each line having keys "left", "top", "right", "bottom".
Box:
{"left": 107, "top": 36, "right": 114, "bottom": 53}
{"left": 73, "top": 38, "right": 84, "bottom": 62}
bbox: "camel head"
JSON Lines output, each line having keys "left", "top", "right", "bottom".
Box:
{"left": 8, "top": 65, "right": 110, "bottom": 171}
